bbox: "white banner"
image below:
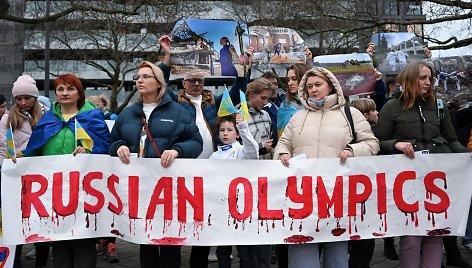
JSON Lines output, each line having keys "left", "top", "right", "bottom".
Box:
{"left": 2, "top": 154, "right": 471, "bottom": 246}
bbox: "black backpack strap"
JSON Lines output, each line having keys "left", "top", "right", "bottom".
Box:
{"left": 344, "top": 104, "right": 357, "bottom": 144}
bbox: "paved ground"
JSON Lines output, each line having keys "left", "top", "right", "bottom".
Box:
{"left": 17, "top": 238, "right": 472, "bottom": 267}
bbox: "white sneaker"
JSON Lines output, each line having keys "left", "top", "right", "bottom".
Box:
{"left": 230, "top": 254, "right": 234, "bottom": 260}
{"left": 208, "top": 251, "right": 218, "bottom": 262}
{"left": 26, "top": 249, "right": 36, "bottom": 259}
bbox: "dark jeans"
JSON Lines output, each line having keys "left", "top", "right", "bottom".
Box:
{"left": 189, "top": 246, "right": 210, "bottom": 268}
{"left": 36, "top": 242, "right": 51, "bottom": 267}
{"left": 275, "top": 244, "right": 288, "bottom": 268}
{"left": 140, "top": 244, "right": 181, "bottom": 268}
{"left": 13, "top": 245, "right": 22, "bottom": 268}
{"left": 52, "top": 238, "right": 97, "bottom": 268}
{"left": 348, "top": 239, "right": 375, "bottom": 268}
{"left": 216, "top": 246, "right": 232, "bottom": 268}
{"left": 236, "top": 245, "right": 272, "bottom": 268}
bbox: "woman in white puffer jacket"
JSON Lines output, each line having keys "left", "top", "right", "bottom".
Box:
{"left": 274, "top": 67, "right": 379, "bottom": 268}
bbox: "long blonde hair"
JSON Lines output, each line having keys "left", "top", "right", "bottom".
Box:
{"left": 8, "top": 100, "right": 42, "bottom": 131}
{"left": 397, "top": 61, "right": 435, "bottom": 110}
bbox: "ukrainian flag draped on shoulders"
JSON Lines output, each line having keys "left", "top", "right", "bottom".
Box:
{"left": 23, "top": 101, "right": 110, "bottom": 156}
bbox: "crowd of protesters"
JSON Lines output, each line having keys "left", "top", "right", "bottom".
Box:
{"left": 0, "top": 35, "right": 471, "bottom": 268}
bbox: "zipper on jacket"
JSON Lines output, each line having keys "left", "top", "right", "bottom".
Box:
{"left": 316, "top": 109, "right": 324, "bottom": 157}
{"left": 418, "top": 104, "right": 427, "bottom": 147}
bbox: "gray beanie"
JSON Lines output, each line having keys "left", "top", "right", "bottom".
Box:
{"left": 12, "top": 75, "right": 39, "bottom": 98}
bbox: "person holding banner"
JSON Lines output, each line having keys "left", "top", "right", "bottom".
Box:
{"left": 274, "top": 67, "right": 379, "bottom": 268}
{"left": 210, "top": 111, "right": 259, "bottom": 268}
{"left": 23, "top": 73, "right": 110, "bottom": 268}
{"left": 0, "top": 74, "right": 46, "bottom": 268}
{"left": 109, "top": 61, "right": 203, "bottom": 268}
{"left": 375, "top": 61, "right": 468, "bottom": 268}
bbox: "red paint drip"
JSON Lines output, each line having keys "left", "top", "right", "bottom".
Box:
{"left": 360, "top": 202, "right": 366, "bottom": 222}
{"left": 316, "top": 219, "right": 320, "bottom": 232}
{"left": 111, "top": 229, "right": 124, "bottom": 238}
{"left": 444, "top": 210, "right": 448, "bottom": 219}
{"left": 427, "top": 227, "right": 451, "bottom": 236}
{"left": 372, "top": 232, "right": 385, "bottom": 237}
{"left": 283, "top": 235, "right": 314, "bottom": 244}
{"left": 350, "top": 235, "right": 361, "bottom": 240}
{"left": 331, "top": 228, "right": 346, "bottom": 236}
{"left": 414, "top": 212, "right": 419, "bottom": 227}
{"left": 207, "top": 214, "right": 212, "bottom": 226}
{"left": 25, "top": 234, "right": 53, "bottom": 243}
{"left": 298, "top": 221, "right": 303, "bottom": 232}
{"left": 85, "top": 213, "right": 89, "bottom": 228}
{"left": 290, "top": 219, "right": 294, "bottom": 231}
{"left": 272, "top": 220, "right": 275, "bottom": 229}
{"left": 384, "top": 213, "right": 388, "bottom": 232}
{"left": 149, "top": 237, "right": 186, "bottom": 245}
{"left": 111, "top": 214, "right": 115, "bottom": 228}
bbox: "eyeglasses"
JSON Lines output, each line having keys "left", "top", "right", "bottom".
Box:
{"left": 133, "top": 74, "right": 155, "bottom": 81}
{"left": 184, "top": 78, "right": 204, "bottom": 85}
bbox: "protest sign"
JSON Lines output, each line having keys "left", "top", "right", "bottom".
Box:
{"left": 2, "top": 154, "right": 471, "bottom": 246}
{"left": 312, "top": 53, "right": 376, "bottom": 96}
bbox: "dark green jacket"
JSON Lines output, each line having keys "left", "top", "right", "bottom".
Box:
{"left": 376, "top": 96, "right": 466, "bottom": 154}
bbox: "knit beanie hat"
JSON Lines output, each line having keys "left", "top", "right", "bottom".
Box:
{"left": 12, "top": 75, "right": 39, "bottom": 98}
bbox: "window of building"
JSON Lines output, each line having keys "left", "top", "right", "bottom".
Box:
{"left": 406, "top": 2, "right": 422, "bottom": 15}
{"left": 384, "top": 0, "right": 399, "bottom": 15}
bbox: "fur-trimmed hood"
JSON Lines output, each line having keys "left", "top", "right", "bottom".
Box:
{"left": 298, "top": 67, "right": 345, "bottom": 111}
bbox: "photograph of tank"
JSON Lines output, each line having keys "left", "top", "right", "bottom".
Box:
{"left": 312, "top": 53, "right": 376, "bottom": 96}
{"left": 169, "top": 19, "right": 250, "bottom": 79}
{"left": 370, "top": 32, "right": 428, "bottom": 74}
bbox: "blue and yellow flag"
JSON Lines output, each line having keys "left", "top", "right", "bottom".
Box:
{"left": 75, "top": 118, "right": 93, "bottom": 152}
{"left": 239, "top": 90, "right": 250, "bottom": 121}
{"left": 217, "top": 86, "right": 238, "bottom": 117}
{"left": 6, "top": 123, "right": 15, "bottom": 159}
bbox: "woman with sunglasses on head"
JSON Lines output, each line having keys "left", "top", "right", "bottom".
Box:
{"left": 109, "top": 61, "right": 202, "bottom": 268}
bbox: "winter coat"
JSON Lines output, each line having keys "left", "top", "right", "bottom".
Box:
{"left": 376, "top": 95, "right": 467, "bottom": 154}
{"left": 0, "top": 113, "right": 33, "bottom": 162}
{"left": 109, "top": 92, "right": 203, "bottom": 159}
{"left": 209, "top": 121, "right": 259, "bottom": 160}
{"left": 168, "top": 77, "right": 248, "bottom": 148}
{"left": 274, "top": 67, "right": 379, "bottom": 159}
{"left": 24, "top": 101, "right": 110, "bottom": 156}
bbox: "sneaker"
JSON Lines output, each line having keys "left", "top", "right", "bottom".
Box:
{"left": 105, "top": 243, "right": 119, "bottom": 263}
{"left": 208, "top": 251, "right": 218, "bottom": 262}
{"left": 25, "top": 249, "right": 36, "bottom": 259}
{"left": 462, "top": 242, "right": 472, "bottom": 252}
{"left": 230, "top": 254, "right": 233, "bottom": 260}
{"left": 96, "top": 239, "right": 107, "bottom": 256}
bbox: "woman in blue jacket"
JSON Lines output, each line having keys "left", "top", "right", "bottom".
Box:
{"left": 109, "top": 61, "right": 203, "bottom": 268}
